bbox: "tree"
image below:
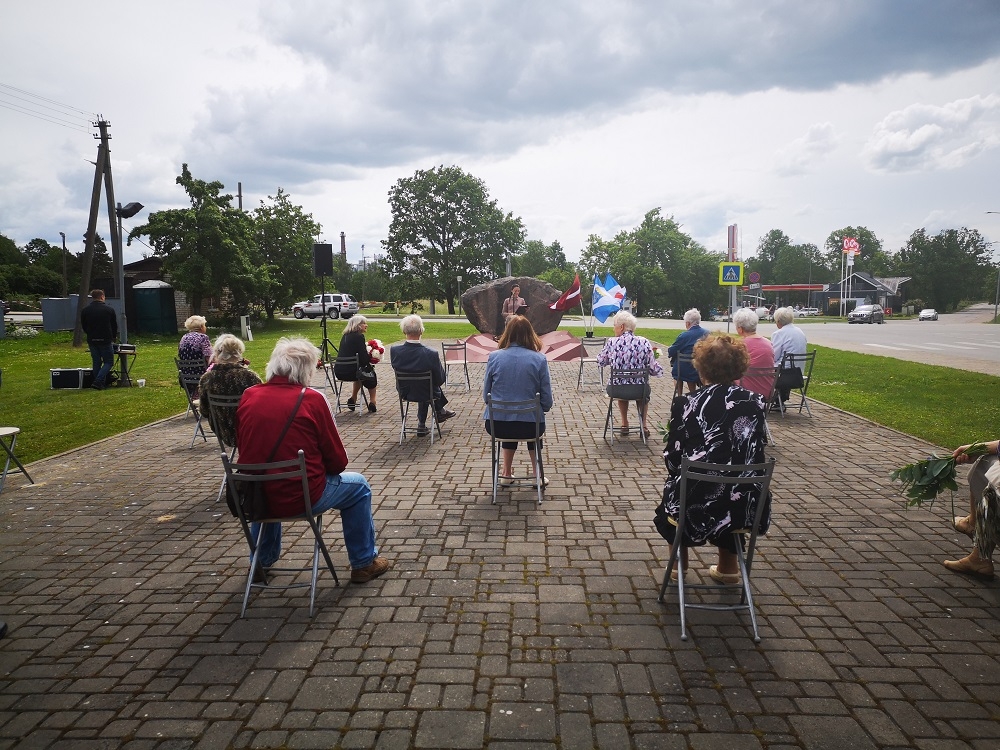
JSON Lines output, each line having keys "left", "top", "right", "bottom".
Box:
{"left": 514, "top": 239, "right": 568, "bottom": 277}
{"left": 0, "top": 234, "right": 24, "bottom": 266}
{"left": 382, "top": 165, "right": 526, "bottom": 314}
{"left": 823, "top": 226, "right": 884, "bottom": 280}
{"left": 128, "top": 164, "right": 257, "bottom": 314}
{"left": 897, "top": 228, "right": 991, "bottom": 311}
{"left": 252, "top": 188, "right": 321, "bottom": 318}
{"left": 21, "top": 238, "right": 54, "bottom": 265}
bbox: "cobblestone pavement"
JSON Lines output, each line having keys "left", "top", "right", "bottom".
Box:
{"left": 2, "top": 355, "right": 1000, "bottom": 749}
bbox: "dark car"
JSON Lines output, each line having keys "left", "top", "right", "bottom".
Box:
{"left": 0, "top": 300, "right": 10, "bottom": 314}
{"left": 848, "top": 304, "right": 885, "bottom": 324}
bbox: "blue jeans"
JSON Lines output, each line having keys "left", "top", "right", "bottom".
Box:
{"left": 251, "top": 471, "right": 378, "bottom": 570}
{"left": 88, "top": 343, "right": 115, "bottom": 386}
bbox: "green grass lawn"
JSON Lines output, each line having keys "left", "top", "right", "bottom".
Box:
{"left": 2, "top": 319, "right": 996, "bottom": 465}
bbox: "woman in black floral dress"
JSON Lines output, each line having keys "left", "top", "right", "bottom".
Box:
{"left": 654, "top": 333, "right": 770, "bottom": 584}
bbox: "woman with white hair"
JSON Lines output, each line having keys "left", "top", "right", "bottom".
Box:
{"left": 236, "top": 337, "right": 391, "bottom": 585}
{"left": 334, "top": 315, "right": 378, "bottom": 413}
{"left": 596, "top": 311, "right": 663, "bottom": 436}
{"left": 770, "top": 307, "right": 807, "bottom": 404}
{"left": 666, "top": 308, "right": 708, "bottom": 395}
{"left": 178, "top": 315, "right": 213, "bottom": 388}
{"left": 197, "top": 334, "right": 261, "bottom": 448}
{"left": 732, "top": 307, "right": 775, "bottom": 397}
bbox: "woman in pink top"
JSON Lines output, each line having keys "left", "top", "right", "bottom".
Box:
{"left": 733, "top": 308, "right": 774, "bottom": 398}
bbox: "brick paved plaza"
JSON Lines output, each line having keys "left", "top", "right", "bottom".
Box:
{"left": 2, "top": 354, "right": 999, "bottom": 749}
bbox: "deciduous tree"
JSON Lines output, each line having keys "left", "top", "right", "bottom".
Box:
{"left": 253, "top": 189, "right": 321, "bottom": 318}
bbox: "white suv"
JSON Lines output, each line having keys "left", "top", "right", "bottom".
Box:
{"left": 292, "top": 293, "right": 359, "bottom": 319}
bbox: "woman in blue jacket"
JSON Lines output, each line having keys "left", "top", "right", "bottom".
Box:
{"left": 482, "top": 316, "right": 553, "bottom": 486}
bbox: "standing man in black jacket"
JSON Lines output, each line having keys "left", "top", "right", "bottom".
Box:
{"left": 79, "top": 289, "right": 118, "bottom": 390}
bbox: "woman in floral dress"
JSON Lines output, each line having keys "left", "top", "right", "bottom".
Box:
{"left": 596, "top": 311, "right": 663, "bottom": 436}
{"left": 654, "top": 333, "right": 770, "bottom": 584}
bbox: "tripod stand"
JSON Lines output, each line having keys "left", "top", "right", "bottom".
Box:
{"left": 318, "top": 273, "right": 339, "bottom": 392}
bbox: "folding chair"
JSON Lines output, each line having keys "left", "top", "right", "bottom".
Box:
{"left": 394, "top": 371, "right": 442, "bottom": 444}
{"left": 486, "top": 392, "right": 545, "bottom": 507}
{"left": 0, "top": 427, "right": 33, "bottom": 495}
{"left": 739, "top": 366, "right": 779, "bottom": 447}
{"left": 658, "top": 456, "right": 776, "bottom": 642}
{"left": 672, "top": 354, "right": 698, "bottom": 398}
{"left": 777, "top": 351, "right": 816, "bottom": 417}
{"left": 175, "top": 359, "right": 208, "bottom": 447}
{"left": 441, "top": 341, "right": 471, "bottom": 391}
{"left": 603, "top": 367, "right": 651, "bottom": 445}
{"left": 221, "top": 450, "right": 340, "bottom": 617}
{"left": 330, "top": 354, "right": 370, "bottom": 413}
{"left": 206, "top": 391, "right": 243, "bottom": 503}
{"left": 576, "top": 337, "right": 607, "bottom": 389}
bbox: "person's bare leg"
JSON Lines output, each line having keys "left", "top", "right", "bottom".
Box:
{"left": 715, "top": 548, "right": 739, "bottom": 575}
{"left": 617, "top": 400, "right": 629, "bottom": 429}
{"left": 954, "top": 487, "right": 976, "bottom": 537}
{"left": 501, "top": 447, "right": 516, "bottom": 478}
{"left": 350, "top": 382, "right": 362, "bottom": 401}
{"left": 367, "top": 386, "right": 377, "bottom": 408}
{"left": 685, "top": 381, "right": 698, "bottom": 394}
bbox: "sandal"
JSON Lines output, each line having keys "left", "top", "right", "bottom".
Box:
{"left": 943, "top": 554, "right": 995, "bottom": 579}
{"left": 619, "top": 427, "right": 631, "bottom": 436}
{"left": 499, "top": 474, "right": 514, "bottom": 487}
{"left": 709, "top": 565, "right": 741, "bottom": 585}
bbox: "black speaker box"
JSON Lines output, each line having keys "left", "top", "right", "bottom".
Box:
{"left": 313, "top": 243, "right": 334, "bottom": 276}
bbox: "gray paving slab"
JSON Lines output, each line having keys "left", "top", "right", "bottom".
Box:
{"left": 2, "top": 358, "right": 1000, "bottom": 748}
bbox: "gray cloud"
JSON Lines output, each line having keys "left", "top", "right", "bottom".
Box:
{"left": 864, "top": 94, "right": 1000, "bottom": 172}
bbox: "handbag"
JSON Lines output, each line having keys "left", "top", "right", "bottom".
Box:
{"left": 775, "top": 365, "right": 804, "bottom": 390}
{"left": 227, "top": 387, "right": 307, "bottom": 521}
{"left": 358, "top": 365, "right": 376, "bottom": 380}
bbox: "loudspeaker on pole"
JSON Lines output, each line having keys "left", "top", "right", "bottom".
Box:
{"left": 312, "top": 243, "right": 334, "bottom": 276}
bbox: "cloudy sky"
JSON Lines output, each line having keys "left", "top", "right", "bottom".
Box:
{"left": 3, "top": 0, "right": 1000, "bottom": 270}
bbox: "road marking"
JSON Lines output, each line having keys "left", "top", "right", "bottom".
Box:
{"left": 864, "top": 344, "right": 911, "bottom": 351}
{"left": 904, "top": 344, "right": 939, "bottom": 350}
{"left": 933, "top": 343, "right": 978, "bottom": 350}
{"left": 956, "top": 341, "right": 1000, "bottom": 348}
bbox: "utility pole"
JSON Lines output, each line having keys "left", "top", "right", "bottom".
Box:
{"left": 59, "top": 232, "right": 68, "bottom": 297}
{"left": 73, "top": 119, "right": 111, "bottom": 347}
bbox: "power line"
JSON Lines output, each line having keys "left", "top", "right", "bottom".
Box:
{"left": 0, "top": 81, "right": 97, "bottom": 133}
{"left": 0, "top": 82, "right": 96, "bottom": 118}
{"left": 0, "top": 101, "right": 91, "bottom": 133}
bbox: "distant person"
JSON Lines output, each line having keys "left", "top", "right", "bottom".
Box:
{"left": 334, "top": 315, "right": 378, "bottom": 413}
{"left": 79, "top": 289, "right": 118, "bottom": 390}
{"left": 178, "top": 315, "right": 212, "bottom": 385}
{"left": 944, "top": 438, "right": 1000, "bottom": 579}
{"left": 733, "top": 307, "right": 775, "bottom": 398}
{"left": 596, "top": 310, "right": 664, "bottom": 436}
{"left": 198, "top": 334, "right": 261, "bottom": 447}
{"left": 237, "top": 337, "right": 391, "bottom": 585}
{"left": 390, "top": 315, "right": 456, "bottom": 436}
{"left": 483, "top": 316, "right": 553, "bottom": 485}
{"left": 501, "top": 284, "right": 527, "bottom": 326}
{"left": 667, "top": 308, "right": 708, "bottom": 395}
{"left": 770, "top": 307, "right": 808, "bottom": 403}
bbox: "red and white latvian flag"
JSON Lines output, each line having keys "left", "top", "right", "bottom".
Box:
{"left": 549, "top": 273, "right": 582, "bottom": 311}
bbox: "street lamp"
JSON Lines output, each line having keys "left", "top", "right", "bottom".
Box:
{"left": 457, "top": 275, "right": 463, "bottom": 316}
{"left": 114, "top": 201, "right": 143, "bottom": 345}
{"left": 58, "top": 231, "right": 68, "bottom": 297}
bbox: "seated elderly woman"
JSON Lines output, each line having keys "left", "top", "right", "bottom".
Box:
{"left": 596, "top": 311, "right": 663, "bottom": 436}
{"left": 236, "top": 337, "right": 391, "bottom": 585}
{"left": 944, "top": 439, "right": 1000, "bottom": 579}
{"left": 178, "top": 315, "right": 213, "bottom": 397}
{"left": 667, "top": 308, "right": 709, "bottom": 395}
{"left": 198, "top": 334, "right": 261, "bottom": 447}
{"left": 334, "top": 315, "right": 378, "bottom": 413}
{"left": 732, "top": 307, "right": 775, "bottom": 398}
{"left": 483, "top": 316, "right": 553, "bottom": 486}
{"left": 654, "top": 333, "right": 770, "bottom": 584}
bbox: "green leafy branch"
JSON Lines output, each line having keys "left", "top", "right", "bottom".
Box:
{"left": 890, "top": 441, "right": 988, "bottom": 507}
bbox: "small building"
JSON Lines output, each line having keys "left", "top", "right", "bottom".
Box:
{"left": 815, "top": 272, "right": 911, "bottom": 314}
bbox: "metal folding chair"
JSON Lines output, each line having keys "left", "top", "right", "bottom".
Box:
{"left": 206, "top": 391, "right": 243, "bottom": 503}
{"left": 330, "top": 354, "right": 370, "bottom": 413}
{"left": 394, "top": 371, "right": 442, "bottom": 444}
{"left": 603, "top": 366, "right": 651, "bottom": 445}
{"left": 222, "top": 450, "right": 340, "bottom": 617}
{"left": 576, "top": 337, "right": 607, "bottom": 389}
{"left": 658, "top": 457, "right": 776, "bottom": 642}
{"left": 739, "top": 366, "right": 780, "bottom": 446}
{"left": 486, "top": 392, "right": 545, "bottom": 507}
{"left": 672, "top": 354, "right": 698, "bottom": 398}
{"left": 175, "top": 358, "right": 208, "bottom": 448}
{"left": 777, "top": 351, "right": 816, "bottom": 417}
{"left": 441, "top": 341, "right": 471, "bottom": 391}
{"left": 0, "top": 427, "right": 33, "bottom": 495}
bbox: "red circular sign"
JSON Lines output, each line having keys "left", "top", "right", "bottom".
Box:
{"left": 748, "top": 271, "right": 760, "bottom": 283}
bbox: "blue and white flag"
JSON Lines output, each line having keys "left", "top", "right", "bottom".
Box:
{"left": 592, "top": 273, "right": 624, "bottom": 323}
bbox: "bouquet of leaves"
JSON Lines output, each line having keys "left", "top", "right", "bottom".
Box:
{"left": 891, "top": 441, "right": 988, "bottom": 507}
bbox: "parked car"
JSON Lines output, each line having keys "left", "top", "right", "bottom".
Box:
{"left": 0, "top": 299, "right": 10, "bottom": 314}
{"left": 793, "top": 307, "right": 821, "bottom": 318}
{"left": 918, "top": 308, "right": 939, "bottom": 321}
{"left": 292, "top": 293, "right": 359, "bottom": 319}
{"left": 848, "top": 304, "right": 885, "bottom": 324}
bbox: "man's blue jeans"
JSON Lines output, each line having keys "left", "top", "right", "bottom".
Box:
{"left": 88, "top": 343, "right": 115, "bottom": 386}
{"left": 251, "top": 471, "right": 378, "bottom": 570}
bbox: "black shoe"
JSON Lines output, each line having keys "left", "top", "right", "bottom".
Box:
{"left": 346, "top": 399, "right": 356, "bottom": 412}
{"left": 90, "top": 381, "right": 105, "bottom": 391}
{"left": 436, "top": 409, "right": 456, "bottom": 422}
{"left": 416, "top": 425, "right": 430, "bottom": 437}
{"left": 0, "top": 621, "right": 7, "bottom": 640}
{"left": 252, "top": 564, "right": 271, "bottom": 585}
{"left": 368, "top": 403, "right": 377, "bottom": 413}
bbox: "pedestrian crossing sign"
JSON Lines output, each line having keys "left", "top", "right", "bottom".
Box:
{"left": 719, "top": 262, "right": 744, "bottom": 286}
